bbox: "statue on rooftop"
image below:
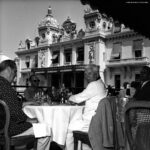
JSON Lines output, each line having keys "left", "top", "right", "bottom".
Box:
{"left": 19, "top": 40, "right": 23, "bottom": 49}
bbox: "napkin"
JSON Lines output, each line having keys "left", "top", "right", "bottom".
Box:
{"left": 32, "top": 123, "right": 51, "bottom": 138}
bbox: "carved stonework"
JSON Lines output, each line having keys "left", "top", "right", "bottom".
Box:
{"left": 47, "top": 27, "right": 50, "bottom": 35}
{"left": 84, "top": 7, "right": 98, "bottom": 14}
{"left": 62, "top": 16, "right": 77, "bottom": 37}
{"left": 77, "top": 29, "right": 85, "bottom": 38}
{"left": 88, "top": 43, "right": 95, "bottom": 64}
{"left": 19, "top": 40, "right": 23, "bottom": 48}
{"left": 34, "top": 36, "right": 40, "bottom": 46}
{"left": 52, "top": 34, "right": 58, "bottom": 43}
{"left": 39, "top": 50, "right": 46, "bottom": 68}
{"left": 25, "top": 39, "right": 31, "bottom": 50}
{"left": 84, "top": 8, "right": 114, "bottom": 32}
{"left": 31, "top": 55, "right": 38, "bottom": 68}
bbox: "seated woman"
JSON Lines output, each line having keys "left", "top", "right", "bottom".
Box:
{"left": 24, "top": 75, "right": 43, "bottom": 104}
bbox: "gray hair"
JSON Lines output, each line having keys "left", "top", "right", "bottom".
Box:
{"left": 85, "top": 64, "right": 100, "bottom": 79}
{"left": 0, "top": 60, "right": 17, "bottom": 73}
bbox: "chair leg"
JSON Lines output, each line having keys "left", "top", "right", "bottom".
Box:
{"left": 0, "top": 145, "right": 3, "bottom": 150}
{"left": 10, "top": 146, "right": 15, "bottom": 150}
{"left": 74, "top": 138, "right": 78, "bottom": 150}
{"left": 5, "top": 144, "right": 10, "bottom": 150}
{"left": 33, "top": 140, "right": 37, "bottom": 150}
{"left": 14, "top": 145, "right": 26, "bottom": 150}
{"left": 81, "top": 142, "right": 83, "bottom": 150}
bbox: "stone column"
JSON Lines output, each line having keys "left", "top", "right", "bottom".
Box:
{"left": 60, "top": 47, "right": 64, "bottom": 66}
{"left": 84, "top": 43, "right": 89, "bottom": 64}
{"left": 72, "top": 45, "right": 76, "bottom": 65}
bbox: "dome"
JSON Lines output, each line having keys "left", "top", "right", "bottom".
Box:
{"left": 0, "top": 53, "right": 11, "bottom": 63}
{"left": 38, "top": 6, "right": 59, "bottom": 29}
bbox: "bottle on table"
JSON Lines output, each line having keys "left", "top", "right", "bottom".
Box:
{"left": 60, "top": 91, "right": 65, "bottom": 104}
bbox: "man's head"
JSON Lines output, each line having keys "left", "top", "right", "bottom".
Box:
{"left": 140, "top": 66, "right": 150, "bottom": 82}
{"left": 0, "top": 60, "right": 17, "bottom": 83}
{"left": 123, "top": 82, "right": 129, "bottom": 89}
{"left": 84, "top": 64, "right": 100, "bottom": 83}
{"left": 29, "top": 75, "right": 40, "bottom": 87}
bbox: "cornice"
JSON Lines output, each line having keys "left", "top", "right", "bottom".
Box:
{"left": 105, "top": 30, "right": 141, "bottom": 41}
{"left": 31, "top": 64, "right": 88, "bottom": 73}
{"left": 15, "top": 45, "right": 50, "bottom": 56}
{"left": 50, "top": 38, "right": 84, "bottom": 48}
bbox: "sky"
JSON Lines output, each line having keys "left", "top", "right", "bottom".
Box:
{"left": 0, "top": 0, "right": 87, "bottom": 59}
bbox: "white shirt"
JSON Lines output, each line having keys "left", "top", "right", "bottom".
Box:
{"left": 69, "top": 79, "right": 107, "bottom": 124}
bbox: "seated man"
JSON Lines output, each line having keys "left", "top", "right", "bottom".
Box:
{"left": 66, "top": 64, "right": 107, "bottom": 150}
{"left": 134, "top": 66, "right": 150, "bottom": 101}
{"left": 0, "top": 60, "right": 51, "bottom": 150}
{"left": 24, "top": 74, "right": 43, "bottom": 102}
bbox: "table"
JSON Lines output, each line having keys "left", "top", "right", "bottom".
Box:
{"left": 23, "top": 105, "right": 83, "bottom": 145}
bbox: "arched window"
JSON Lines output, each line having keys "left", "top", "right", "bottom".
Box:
{"left": 89, "top": 21, "right": 95, "bottom": 29}
{"left": 25, "top": 56, "right": 30, "bottom": 68}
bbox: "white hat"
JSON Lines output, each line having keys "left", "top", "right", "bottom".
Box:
{"left": 0, "top": 53, "right": 11, "bottom": 63}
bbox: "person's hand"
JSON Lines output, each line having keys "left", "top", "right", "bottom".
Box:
{"left": 78, "top": 101, "right": 85, "bottom": 106}
{"left": 22, "top": 101, "right": 35, "bottom": 107}
{"left": 22, "top": 101, "right": 41, "bottom": 107}
{"left": 68, "top": 100, "right": 77, "bottom": 105}
{"left": 26, "top": 117, "right": 38, "bottom": 123}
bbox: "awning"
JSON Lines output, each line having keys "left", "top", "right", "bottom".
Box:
{"left": 111, "top": 43, "right": 121, "bottom": 59}
{"left": 111, "top": 53, "right": 120, "bottom": 59}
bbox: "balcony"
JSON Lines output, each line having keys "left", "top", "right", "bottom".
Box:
{"left": 21, "top": 68, "right": 31, "bottom": 73}
{"left": 76, "top": 61, "right": 84, "bottom": 65}
{"left": 106, "top": 57, "right": 149, "bottom": 67}
{"left": 51, "top": 63, "right": 60, "bottom": 67}
{"left": 64, "top": 62, "right": 72, "bottom": 66}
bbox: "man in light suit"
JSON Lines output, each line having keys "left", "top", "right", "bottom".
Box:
{"left": 135, "top": 66, "right": 150, "bottom": 101}
{"left": 66, "top": 64, "right": 107, "bottom": 150}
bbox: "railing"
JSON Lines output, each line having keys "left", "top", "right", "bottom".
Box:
{"left": 64, "top": 62, "right": 72, "bottom": 66}
{"left": 12, "top": 85, "right": 49, "bottom": 95}
{"left": 12, "top": 85, "right": 84, "bottom": 95}
{"left": 106, "top": 57, "right": 149, "bottom": 67}
{"left": 52, "top": 63, "right": 60, "bottom": 67}
{"left": 76, "top": 61, "right": 84, "bottom": 65}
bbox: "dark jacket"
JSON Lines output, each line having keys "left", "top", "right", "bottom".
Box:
{"left": 0, "top": 76, "right": 32, "bottom": 136}
{"left": 135, "top": 81, "right": 150, "bottom": 101}
{"left": 88, "top": 96, "right": 125, "bottom": 150}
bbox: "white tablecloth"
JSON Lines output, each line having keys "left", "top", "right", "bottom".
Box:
{"left": 23, "top": 105, "right": 83, "bottom": 145}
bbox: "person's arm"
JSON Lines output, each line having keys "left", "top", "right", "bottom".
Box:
{"left": 26, "top": 117, "right": 38, "bottom": 123}
{"left": 69, "top": 82, "right": 97, "bottom": 103}
{"left": 0, "top": 79, "right": 38, "bottom": 124}
{"left": 22, "top": 101, "right": 37, "bottom": 107}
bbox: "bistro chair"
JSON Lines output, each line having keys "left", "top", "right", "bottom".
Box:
{"left": 88, "top": 96, "right": 125, "bottom": 150}
{"left": 0, "top": 100, "right": 36, "bottom": 150}
{"left": 125, "top": 101, "right": 150, "bottom": 150}
{"left": 17, "top": 93, "right": 27, "bottom": 103}
{"left": 73, "top": 131, "right": 91, "bottom": 150}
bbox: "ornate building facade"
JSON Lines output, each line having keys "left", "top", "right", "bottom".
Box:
{"left": 15, "top": 6, "right": 150, "bottom": 92}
